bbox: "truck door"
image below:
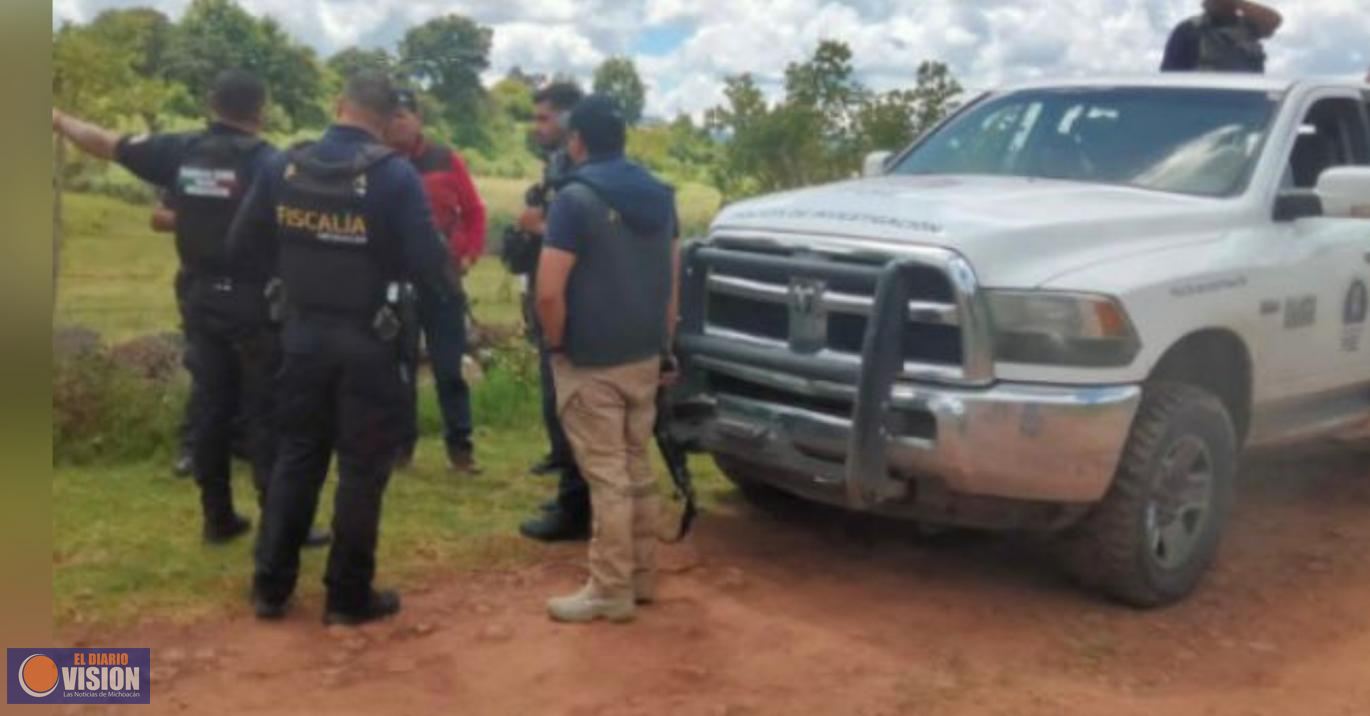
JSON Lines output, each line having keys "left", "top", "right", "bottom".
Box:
{"left": 1269, "top": 91, "right": 1370, "bottom": 396}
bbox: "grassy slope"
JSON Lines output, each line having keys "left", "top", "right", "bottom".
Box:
{"left": 54, "top": 191, "right": 728, "bottom": 627}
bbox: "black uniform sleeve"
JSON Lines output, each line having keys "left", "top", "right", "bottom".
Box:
{"left": 226, "top": 155, "right": 283, "bottom": 276}
{"left": 114, "top": 133, "right": 189, "bottom": 189}
{"left": 1160, "top": 22, "right": 1199, "bottom": 72}
{"left": 390, "top": 163, "right": 461, "bottom": 302}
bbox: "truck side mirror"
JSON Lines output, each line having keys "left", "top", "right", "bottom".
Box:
{"left": 1273, "top": 191, "right": 1324, "bottom": 222}
{"left": 862, "top": 150, "right": 893, "bottom": 178}
{"left": 1315, "top": 166, "right": 1370, "bottom": 219}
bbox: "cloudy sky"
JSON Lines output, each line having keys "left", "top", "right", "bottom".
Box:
{"left": 52, "top": 0, "right": 1370, "bottom": 118}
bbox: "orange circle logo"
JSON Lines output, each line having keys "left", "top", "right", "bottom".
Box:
{"left": 19, "top": 654, "right": 59, "bottom": 698}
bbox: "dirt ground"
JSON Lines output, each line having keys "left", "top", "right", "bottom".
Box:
{"left": 65, "top": 442, "right": 1370, "bottom": 716}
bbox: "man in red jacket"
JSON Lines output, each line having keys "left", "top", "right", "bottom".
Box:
{"left": 388, "top": 89, "right": 487, "bottom": 474}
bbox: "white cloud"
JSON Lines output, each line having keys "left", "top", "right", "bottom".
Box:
{"left": 53, "top": 0, "right": 1370, "bottom": 118}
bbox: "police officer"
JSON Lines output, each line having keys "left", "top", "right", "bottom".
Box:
{"left": 53, "top": 70, "right": 285, "bottom": 544}
{"left": 233, "top": 71, "right": 461, "bottom": 626}
{"left": 513, "top": 82, "right": 595, "bottom": 543}
{"left": 1161, "top": 0, "right": 1283, "bottom": 73}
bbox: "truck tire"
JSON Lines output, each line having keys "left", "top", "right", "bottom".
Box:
{"left": 1059, "top": 382, "right": 1237, "bottom": 608}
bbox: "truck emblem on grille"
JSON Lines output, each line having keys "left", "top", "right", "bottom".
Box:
{"left": 788, "top": 278, "right": 828, "bottom": 353}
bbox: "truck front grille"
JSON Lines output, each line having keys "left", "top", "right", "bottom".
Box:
{"left": 698, "top": 240, "right": 973, "bottom": 381}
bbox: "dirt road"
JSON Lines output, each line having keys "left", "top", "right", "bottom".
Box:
{"left": 67, "top": 444, "right": 1370, "bottom": 715}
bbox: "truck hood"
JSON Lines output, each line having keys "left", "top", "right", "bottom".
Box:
{"left": 710, "top": 175, "right": 1240, "bottom": 288}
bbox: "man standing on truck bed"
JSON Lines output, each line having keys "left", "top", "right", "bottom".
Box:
{"left": 1161, "top": 0, "right": 1283, "bottom": 73}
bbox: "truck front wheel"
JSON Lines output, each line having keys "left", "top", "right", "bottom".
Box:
{"left": 1060, "top": 382, "right": 1237, "bottom": 608}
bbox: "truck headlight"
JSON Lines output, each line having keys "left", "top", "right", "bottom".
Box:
{"left": 987, "top": 291, "right": 1140, "bottom": 367}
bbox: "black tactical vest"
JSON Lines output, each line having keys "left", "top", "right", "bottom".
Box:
{"left": 1192, "top": 15, "right": 1266, "bottom": 73}
{"left": 169, "top": 133, "right": 266, "bottom": 277}
{"left": 275, "top": 142, "right": 399, "bottom": 317}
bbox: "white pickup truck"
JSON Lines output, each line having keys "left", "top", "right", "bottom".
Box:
{"left": 668, "top": 75, "right": 1370, "bottom": 607}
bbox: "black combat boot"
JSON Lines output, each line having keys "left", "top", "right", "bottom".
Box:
{"left": 324, "top": 589, "right": 402, "bottom": 627}
{"left": 519, "top": 505, "right": 590, "bottom": 542}
{"left": 203, "top": 513, "right": 251, "bottom": 544}
{"left": 448, "top": 445, "right": 482, "bottom": 476}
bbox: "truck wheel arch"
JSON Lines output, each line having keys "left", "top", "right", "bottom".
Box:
{"left": 1145, "top": 329, "right": 1253, "bottom": 445}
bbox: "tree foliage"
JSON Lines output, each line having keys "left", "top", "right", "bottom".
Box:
{"left": 592, "top": 56, "right": 647, "bottom": 125}
{"left": 398, "top": 14, "right": 493, "bottom": 148}
{"left": 54, "top": 5, "right": 964, "bottom": 205}
{"left": 326, "top": 47, "right": 395, "bottom": 82}
{"left": 707, "top": 41, "right": 962, "bottom": 199}
{"left": 161, "top": 0, "right": 325, "bottom": 129}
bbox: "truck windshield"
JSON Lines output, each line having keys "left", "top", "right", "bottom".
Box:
{"left": 889, "top": 88, "right": 1278, "bottom": 197}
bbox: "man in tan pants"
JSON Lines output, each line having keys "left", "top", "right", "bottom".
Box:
{"left": 535, "top": 95, "right": 679, "bottom": 623}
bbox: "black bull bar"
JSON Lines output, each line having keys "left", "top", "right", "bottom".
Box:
{"left": 673, "top": 243, "right": 939, "bottom": 511}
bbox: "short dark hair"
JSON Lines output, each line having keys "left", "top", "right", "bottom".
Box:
{"left": 344, "top": 70, "right": 400, "bottom": 118}
{"left": 533, "top": 82, "right": 584, "bottom": 112}
{"left": 568, "top": 94, "right": 627, "bottom": 156}
{"left": 210, "top": 70, "right": 267, "bottom": 124}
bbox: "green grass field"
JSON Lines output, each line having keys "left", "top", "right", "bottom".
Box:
{"left": 53, "top": 190, "right": 728, "bottom": 627}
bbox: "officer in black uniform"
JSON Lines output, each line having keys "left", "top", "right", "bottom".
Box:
{"left": 232, "top": 71, "right": 461, "bottom": 626}
{"left": 510, "top": 82, "right": 594, "bottom": 543}
{"left": 53, "top": 70, "right": 293, "bottom": 544}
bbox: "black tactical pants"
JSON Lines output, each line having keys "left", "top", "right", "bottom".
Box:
{"left": 182, "top": 279, "right": 278, "bottom": 528}
{"left": 177, "top": 272, "right": 250, "bottom": 463}
{"left": 524, "top": 288, "right": 589, "bottom": 516}
{"left": 253, "top": 319, "right": 409, "bottom": 612}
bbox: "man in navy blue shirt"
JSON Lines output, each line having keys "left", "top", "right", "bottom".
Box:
{"left": 231, "top": 71, "right": 461, "bottom": 627}
{"left": 536, "top": 95, "right": 680, "bottom": 623}
{"left": 53, "top": 70, "right": 300, "bottom": 546}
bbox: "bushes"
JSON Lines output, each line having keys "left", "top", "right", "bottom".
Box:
{"left": 54, "top": 328, "right": 542, "bottom": 466}
{"left": 53, "top": 340, "right": 187, "bottom": 466}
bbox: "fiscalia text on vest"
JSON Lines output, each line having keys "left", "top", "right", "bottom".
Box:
{"left": 276, "top": 206, "right": 370, "bottom": 246}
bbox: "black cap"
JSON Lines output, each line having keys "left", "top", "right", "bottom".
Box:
{"left": 568, "top": 94, "right": 627, "bottom": 155}
{"left": 395, "top": 88, "right": 420, "bottom": 114}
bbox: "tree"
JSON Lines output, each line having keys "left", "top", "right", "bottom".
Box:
{"left": 706, "top": 42, "right": 963, "bottom": 199}
{"left": 52, "top": 24, "right": 138, "bottom": 125}
{"left": 592, "top": 56, "right": 647, "bottom": 125}
{"left": 398, "top": 14, "right": 492, "bottom": 148}
{"left": 854, "top": 62, "right": 962, "bottom": 151}
{"left": 503, "top": 66, "right": 545, "bottom": 90}
{"left": 706, "top": 74, "right": 826, "bottom": 197}
{"left": 491, "top": 77, "right": 535, "bottom": 123}
{"left": 164, "top": 0, "right": 325, "bottom": 129}
{"left": 87, "top": 8, "right": 173, "bottom": 78}
{"left": 327, "top": 47, "right": 395, "bottom": 79}
{"left": 784, "top": 40, "right": 864, "bottom": 126}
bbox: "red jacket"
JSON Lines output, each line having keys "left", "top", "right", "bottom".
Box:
{"left": 406, "top": 136, "right": 487, "bottom": 267}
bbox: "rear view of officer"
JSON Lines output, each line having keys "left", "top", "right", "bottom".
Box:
{"left": 231, "top": 71, "right": 461, "bottom": 626}
{"left": 53, "top": 70, "right": 281, "bottom": 543}
{"left": 1161, "top": 0, "right": 1283, "bottom": 73}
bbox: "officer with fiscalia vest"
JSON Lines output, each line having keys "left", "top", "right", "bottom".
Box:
{"left": 228, "top": 71, "right": 462, "bottom": 627}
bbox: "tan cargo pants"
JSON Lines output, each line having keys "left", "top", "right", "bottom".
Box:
{"left": 552, "top": 356, "right": 661, "bottom": 598}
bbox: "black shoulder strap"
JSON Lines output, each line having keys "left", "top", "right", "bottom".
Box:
{"left": 288, "top": 142, "right": 394, "bottom": 180}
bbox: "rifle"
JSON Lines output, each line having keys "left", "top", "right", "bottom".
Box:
{"left": 655, "top": 389, "right": 698, "bottom": 542}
